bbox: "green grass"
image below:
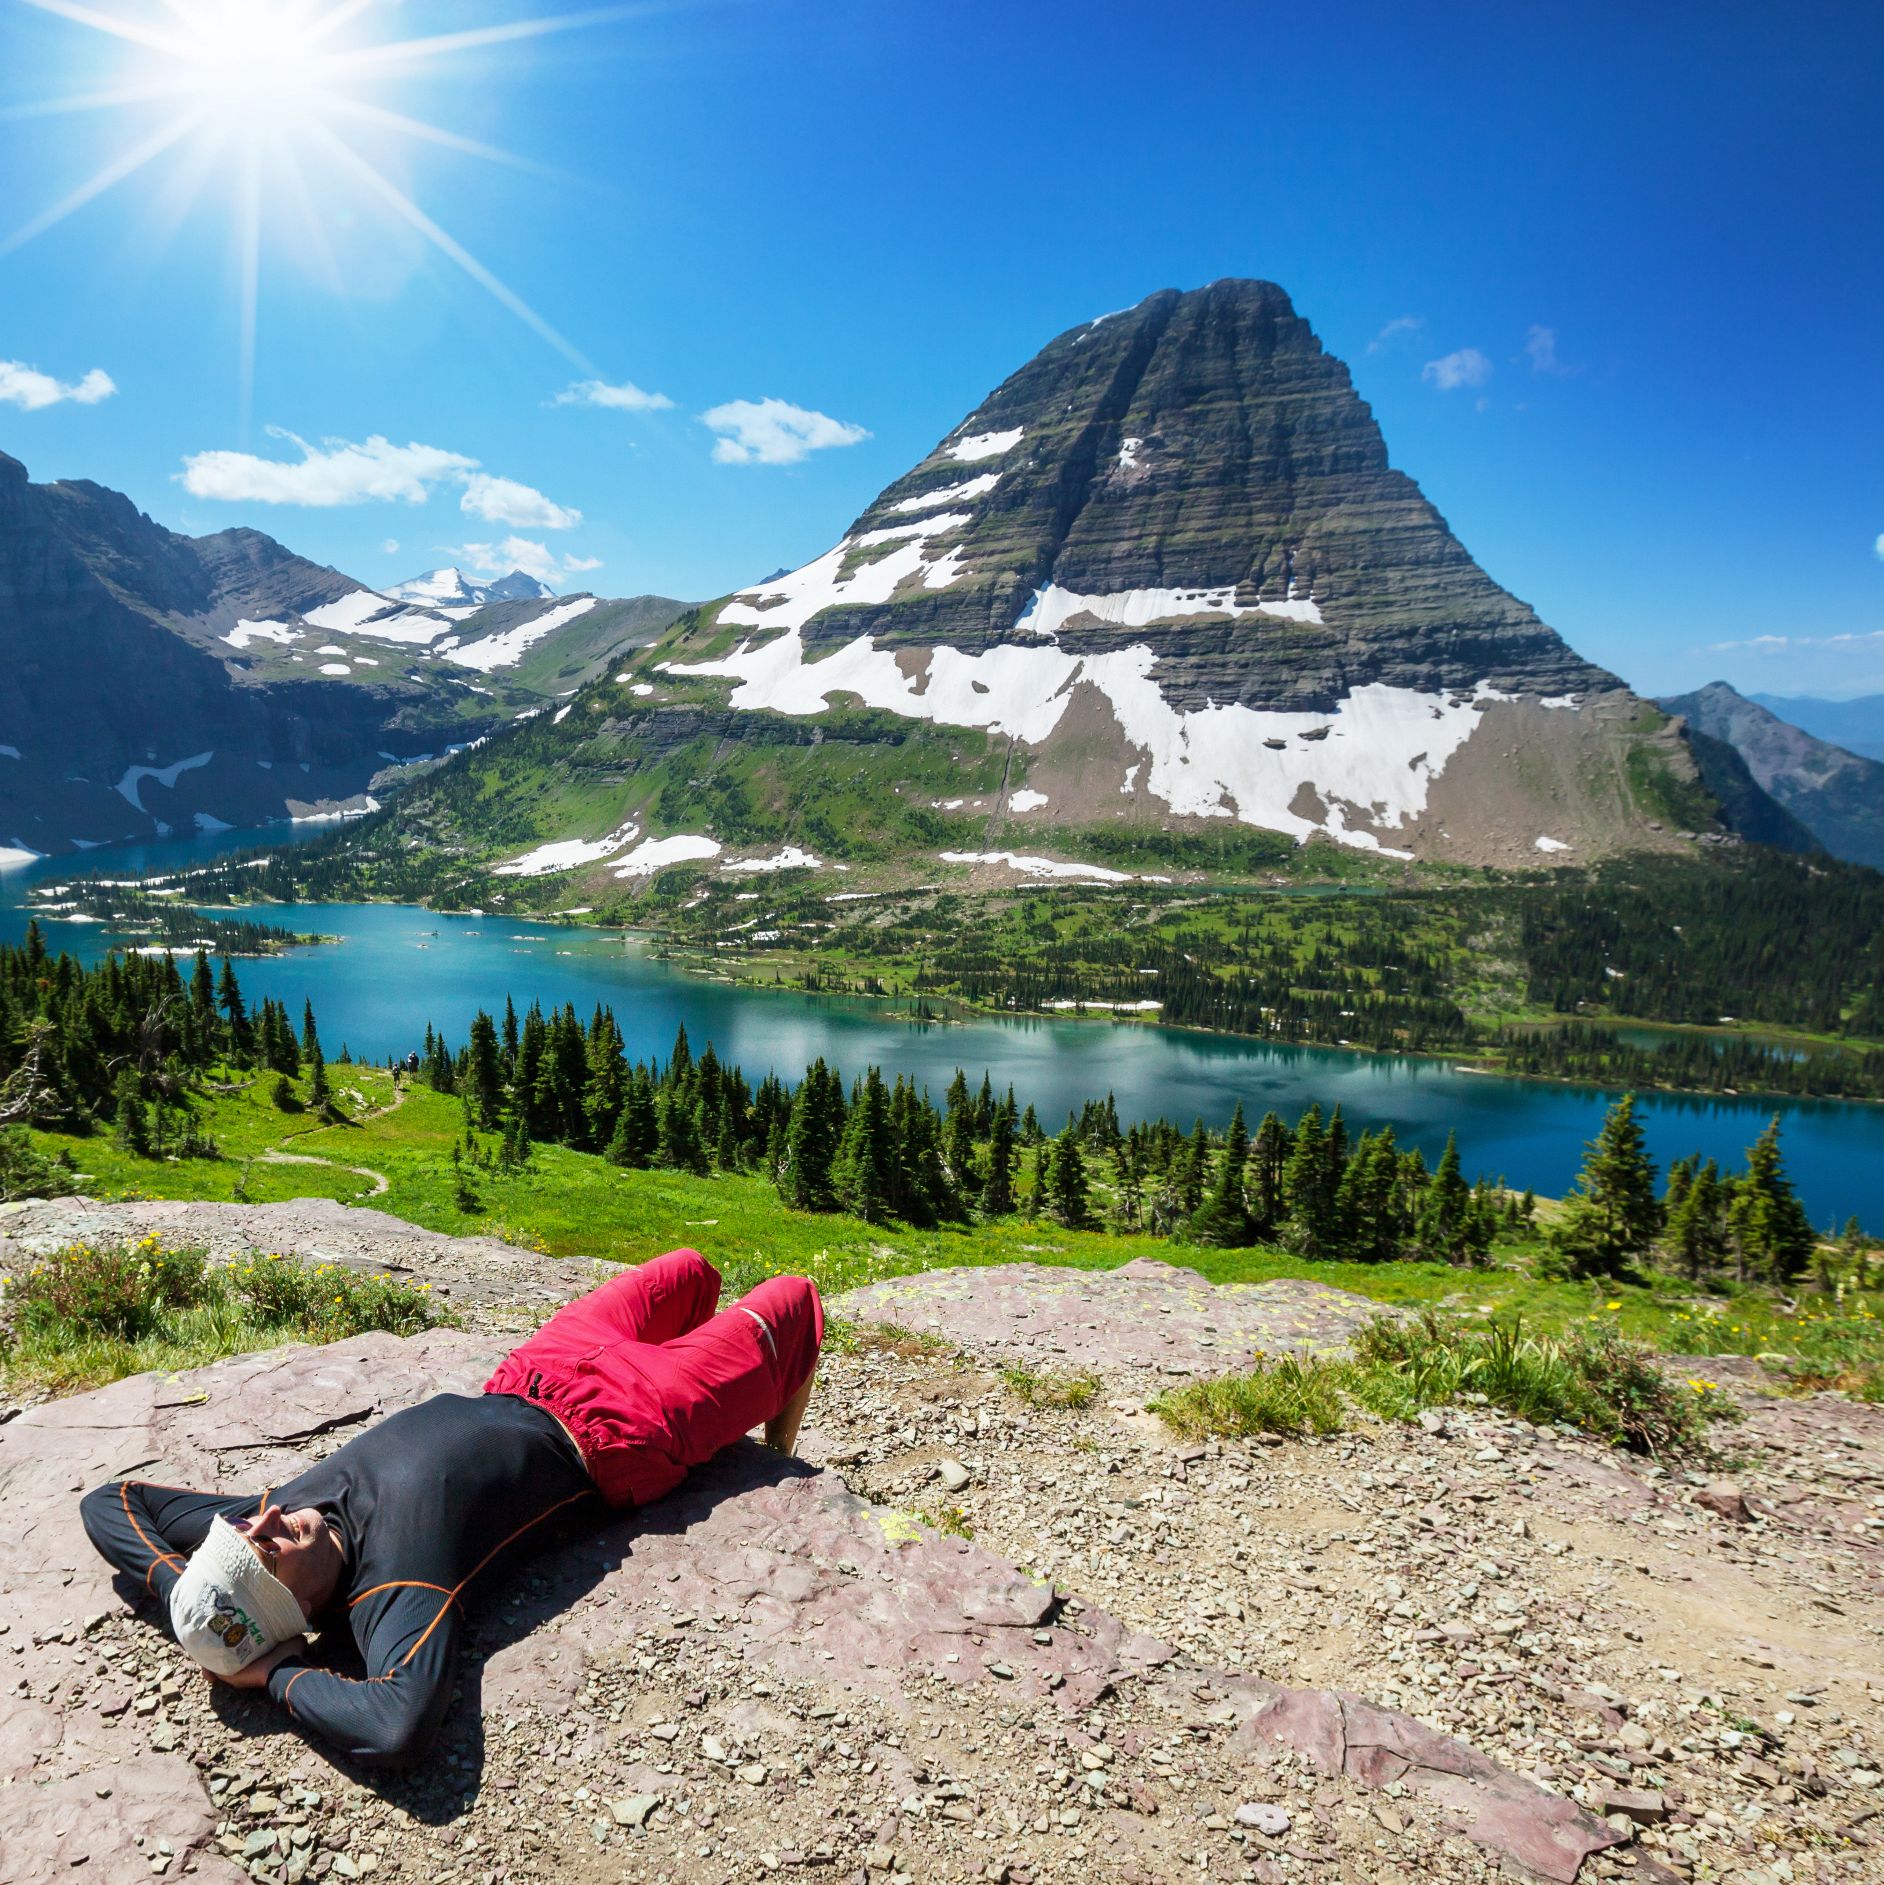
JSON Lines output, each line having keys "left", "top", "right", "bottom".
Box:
{"left": 24, "top": 1066, "right": 1884, "bottom": 1422}
{"left": 0, "top": 1236, "right": 445, "bottom": 1396}
{"left": 999, "top": 1364, "right": 1101, "bottom": 1409}
{"left": 1154, "top": 1353, "right": 1347, "bottom": 1440}
{"left": 1154, "top": 1312, "right": 1738, "bottom": 1456}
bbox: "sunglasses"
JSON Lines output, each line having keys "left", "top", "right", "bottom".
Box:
{"left": 232, "top": 1514, "right": 282, "bottom": 1576}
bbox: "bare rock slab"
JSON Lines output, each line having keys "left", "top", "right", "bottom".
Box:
{"left": 0, "top": 1196, "right": 609, "bottom": 1319}
{"left": 834, "top": 1256, "right": 1386, "bottom": 1379}
{"left": 0, "top": 1328, "right": 1623, "bottom": 1883}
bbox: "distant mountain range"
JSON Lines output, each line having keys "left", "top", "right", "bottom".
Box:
{"left": 1660, "top": 681, "right": 1884, "bottom": 869}
{"left": 1751, "top": 693, "right": 1884, "bottom": 764}
{"left": 0, "top": 451, "right": 685, "bottom": 856}
{"left": 382, "top": 565, "right": 559, "bottom": 612}
{"left": 345, "top": 278, "right": 1781, "bottom": 894}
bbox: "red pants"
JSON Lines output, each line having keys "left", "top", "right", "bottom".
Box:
{"left": 484, "top": 1250, "right": 822, "bottom": 1508}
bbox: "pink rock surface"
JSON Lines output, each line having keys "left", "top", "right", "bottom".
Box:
{"left": 834, "top": 1256, "right": 1389, "bottom": 1379}
{"left": 0, "top": 1326, "right": 1624, "bottom": 1882}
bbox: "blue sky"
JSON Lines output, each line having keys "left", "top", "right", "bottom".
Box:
{"left": 2, "top": 0, "right": 1878, "bottom": 697}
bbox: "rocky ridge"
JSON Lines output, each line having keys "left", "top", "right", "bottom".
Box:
{"left": 1660, "top": 682, "right": 1884, "bottom": 870}
{"left": 0, "top": 452, "right": 682, "bottom": 855}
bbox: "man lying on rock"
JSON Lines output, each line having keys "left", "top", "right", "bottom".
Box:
{"left": 80, "top": 1249, "right": 821, "bottom": 1770}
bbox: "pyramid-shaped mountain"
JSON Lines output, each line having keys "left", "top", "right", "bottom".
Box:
{"left": 365, "top": 281, "right": 1740, "bottom": 883}
{"left": 639, "top": 281, "right": 1704, "bottom": 865}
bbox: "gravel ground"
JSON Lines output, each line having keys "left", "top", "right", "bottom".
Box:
{"left": 3, "top": 1232, "right": 1880, "bottom": 1885}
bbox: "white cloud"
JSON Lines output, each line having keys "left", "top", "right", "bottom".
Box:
{"left": 1366, "top": 315, "right": 1423, "bottom": 354}
{"left": 381, "top": 538, "right": 400, "bottom": 555}
{"left": 554, "top": 378, "right": 674, "bottom": 412}
{"left": 701, "top": 397, "right": 871, "bottom": 466}
{"left": 562, "top": 553, "right": 603, "bottom": 573}
{"left": 459, "top": 472, "right": 580, "bottom": 531}
{"left": 1874, "top": 532, "right": 1884, "bottom": 562}
{"left": 1708, "top": 629, "right": 1884, "bottom": 655}
{"left": 1524, "top": 325, "right": 1576, "bottom": 376}
{"left": 454, "top": 535, "right": 561, "bottom": 585}
{"left": 181, "top": 428, "right": 476, "bottom": 506}
{"left": 1421, "top": 348, "right": 1493, "bottom": 391}
{"left": 0, "top": 359, "right": 116, "bottom": 410}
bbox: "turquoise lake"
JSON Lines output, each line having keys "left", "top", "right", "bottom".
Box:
{"left": 4, "top": 828, "right": 1880, "bottom": 1226}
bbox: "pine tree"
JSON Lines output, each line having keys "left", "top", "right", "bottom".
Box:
{"left": 1247, "top": 1110, "right": 1290, "bottom": 1235}
{"left": 1663, "top": 1157, "right": 1728, "bottom": 1281}
{"left": 1730, "top": 1117, "right": 1816, "bottom": 1284}
{"left": 112, "top": 1068, "right": 150, "bottom": 1155}
{"left": 1185, "top": 1102, "right": 1254, "bottom": 1246}
{"left": 1337, "top": 1128, "right": 1402, "bottom": 1262}
{"left": 307, "top": 1034, "right": 332, "bottom": 1114}
{"left": 465, "top": 1011, "right": 504, "bottom": 1130}
{"left": 217, "top": 958, "right": 251, "bottom": 1062}
{"left": 982, "top": 1097, "right": 1017, "bottom": 1216}
{"left": 1044, "top": 1123, "right": 1092, "bottom": 1229}
{"left": 1282, "top": 1104, "right": 1341, "bottom": 1255}
{"left": 833, "top": 1066, "right": 893, "bottom": 1222}
{"left": 1173, "top": 1119, "right": 1209, "bottom": 1218}
{"left": 1551, "top": 1094, "right": 1661, "bottom": 1279}
{"left": 1416, "top": 1131, "right": 1487, "bottom": 1265}
{"left": 783, "top": 1059, "right": 843, "bottom": 1211}
{"left": 189, "top": 950, "right": 218, "bottom": 1057}
{"left": 943, "top": 1069, "right": 978, "bottom": 1197}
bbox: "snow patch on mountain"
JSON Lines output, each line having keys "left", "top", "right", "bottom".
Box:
{"left": 939, "top": 851, "right": 1132, "bottom": 882}
{"left": 493, "top": 818, "right": 641, "bottom": 877}
{"left": 303, "top": 591, "right": 400, "bottom": 635}
{"left": 720, "top": 514, "right": 970, "bottom": 636}
{"left": 445, "top": 596, "right": 599, "bottom": 673}
{"left": 720, "top": 846, "right": 823, "bottom": 873}
{"left": 115, "top": 751, "right": 214, "bottom": 814}
{"left": 949, "top": 428, "right": 1024, "bottom": 462}
{"left": 891, "top": 473, "right": 1001, "bottom": 513}
{"left": 1017, "top": 582, "right": 1324, "bottom": 637}
{"left": 669, "top": 624, "right": 1506, "bottom": 852}
{"left": 610, "top": 833, "right": 722, "bottom": 877}
{"left": 225, "top": 619, "right": 302, "bottom": 650}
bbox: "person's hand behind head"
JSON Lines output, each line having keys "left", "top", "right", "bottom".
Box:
{"left": 203, "top": 1633, "right": 308, "bottom": 1689}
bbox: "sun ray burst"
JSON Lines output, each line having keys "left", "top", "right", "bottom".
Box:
{"left": 9, "top": 0, "right": 616, "bottom": 409}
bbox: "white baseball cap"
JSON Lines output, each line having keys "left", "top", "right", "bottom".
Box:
{"left": 169, "top": 1517, "right": 308, "bottom": 1675}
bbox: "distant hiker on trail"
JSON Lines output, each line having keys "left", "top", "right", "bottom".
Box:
{"left": 81, "top": 1251, "right": 821, "bottom": 1770}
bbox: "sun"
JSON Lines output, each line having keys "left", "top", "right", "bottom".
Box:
{"left": 171, "top": 4, "right": 328, "bottom": 129}
{"left": 6, "top": 0, "right": 615, "bottom": 419}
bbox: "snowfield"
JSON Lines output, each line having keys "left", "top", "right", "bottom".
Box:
{"left": 224, "top": 619, "right": 302, "bottom": 650}
{"left": 720, "top": 846, "right": 823, "bottom": 873}
{"left": 670, "top": 616, "right": 1514, "bottom": 853}
{"left": 493, "top": 819, "right": 641, "bottom": 877}
{"left": 718, "top": 513, "right": 970, "bottom": 636}
{"left": 1017, "top": 582, "right": 1324, "bottom": 635}
{"left": 948, "top": 427, "right": 1024, "bottom": 461}
{"left": 446, "top": 597, "right": 599, "bottom": 673}
{"left": 1008, "top": 789, "right": 1050, "bottom": 812}
{"left": 611, "top": 834, "right": 723, "bottom": 877}
{"left": 115, "top": 751, "right": 213, "bottom": 814}
{"left": 939, "top": 851, "right": 1133, "bottom": 882}
{"left": 303, "top": 591, "right": 401, "bottom": 635}
{"left": 891, "top": 472, "right": 1001, "bottom": 513}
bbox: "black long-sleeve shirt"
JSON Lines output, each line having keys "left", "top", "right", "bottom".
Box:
{"left": 81, "top": 1391, "right": 596, "bottom": 1768}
